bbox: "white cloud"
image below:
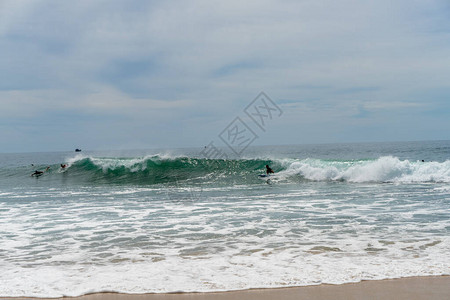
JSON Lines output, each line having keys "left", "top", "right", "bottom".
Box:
{"left": 1, "top": 0, "right": 449, "bottom": 151}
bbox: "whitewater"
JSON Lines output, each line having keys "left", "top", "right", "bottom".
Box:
{"left": 0, "top": 141, "right": 449, "bottom": 297}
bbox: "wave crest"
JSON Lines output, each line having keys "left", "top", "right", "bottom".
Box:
{"left": 64, "top": 155, "right": 273, "bottom": 185}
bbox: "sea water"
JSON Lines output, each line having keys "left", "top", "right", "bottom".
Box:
{"left": 0, "top": 141, "right": 449, "bottom": 297}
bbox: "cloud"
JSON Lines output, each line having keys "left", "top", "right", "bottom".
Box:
{"left": 0, "top": 0, "right": 449, "bottom": 151}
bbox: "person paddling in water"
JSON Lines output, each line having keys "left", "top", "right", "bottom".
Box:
{"left": 266, "top": 165, "right": 274, "bottom": 175}
{"left": 32, "top": 166, "right": 50, "bottom": 176}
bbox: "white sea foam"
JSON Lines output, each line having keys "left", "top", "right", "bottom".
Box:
{"left": 1, "top": 182, "right": 449, "bottom": 297}
{"left": 282, "top": 156, "right": 450, "bottom": 183}
{"left": 1, "top": 237, "right": 448, "bottom": 297}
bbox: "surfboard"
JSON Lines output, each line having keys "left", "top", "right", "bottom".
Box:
{"left": 258, "top": 174, "right": 271, "bottom": 178}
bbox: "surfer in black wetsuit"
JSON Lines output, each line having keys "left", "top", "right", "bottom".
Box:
{"left": 31, "top": 166, "right": 50, "bottom": 176}
{"left": 32, "top": 170, "right": 43, "bottom": 176}
{"left": 266, "top": 165, "right": 274, "bottom": 175}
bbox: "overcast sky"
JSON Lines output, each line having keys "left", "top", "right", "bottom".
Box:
{"left": 1, "top": 0, "right": 449, "bottom": 153}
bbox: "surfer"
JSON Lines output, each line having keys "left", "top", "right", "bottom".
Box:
{"left": 266, "top": 165, "right": 274, "bottom": 175}
{"left": 31, "top": 166, "right": 50, "bottom": 176}
{"left": 61, "top": 164, "right": 67, "bottom": 169}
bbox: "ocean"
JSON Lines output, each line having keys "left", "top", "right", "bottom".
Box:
{"left": 0, "top": 141, "right": 449, "bottom": 297}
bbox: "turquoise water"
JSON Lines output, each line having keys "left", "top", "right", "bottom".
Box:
{"left": 0, "top": 141, "right": 449, "bottom": 297}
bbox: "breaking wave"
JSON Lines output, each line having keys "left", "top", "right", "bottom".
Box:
{"left": 280, "top": 156, "right": 450, "bottom": 183}
{"left": 21, "top": 155, "right": 450, "bottom": 184}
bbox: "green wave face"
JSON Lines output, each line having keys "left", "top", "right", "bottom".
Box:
{"left": 62, "top": 156, "right": 277, "bottom": 185}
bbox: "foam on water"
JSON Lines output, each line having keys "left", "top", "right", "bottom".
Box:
{"left": 281, "top": 156, "right": 450, "bottom": 183}
{"left": 0, "top": 181, "right": 449, "bottom": 297}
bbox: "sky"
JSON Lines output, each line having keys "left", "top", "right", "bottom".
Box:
{"left": 0, "top": 0, "right": 449, "bottom": 153}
